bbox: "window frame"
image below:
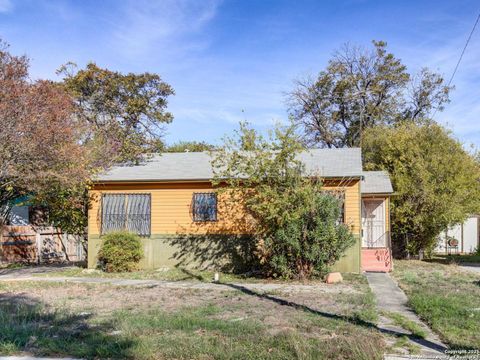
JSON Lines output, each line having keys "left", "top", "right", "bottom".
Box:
{"left": 100, "top": 193, "right": 151, "bottom": 237}
{"left": 192, "top": 192, "right": 218, "bottom": 222}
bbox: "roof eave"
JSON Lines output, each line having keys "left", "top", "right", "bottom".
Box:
{"left": 93, "top": 174, "right": 364, "bottom": 184}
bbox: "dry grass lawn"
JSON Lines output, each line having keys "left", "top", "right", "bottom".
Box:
{"left": 0, "top": 274, "right": 393, "bottom": 359}
{"left": 392, "top": 260, "right": 480, "bottom": 350}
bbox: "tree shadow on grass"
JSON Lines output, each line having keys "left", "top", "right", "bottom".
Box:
{"left": 0, "top": 263, "right": 79, "bottom": 277}
{"left": 0, "top": 293, "right": 136, "bottom": 359}
{"left": 217, "top": 282, "right": 449, "bottom": 354}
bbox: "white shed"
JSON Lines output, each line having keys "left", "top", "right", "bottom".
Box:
{"left": 435, "top": 215, "right": 479, "bottom": 254}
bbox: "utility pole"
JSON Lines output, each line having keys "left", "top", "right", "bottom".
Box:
{"left": 359, "top": 105, "right": 364, "bottom": 148}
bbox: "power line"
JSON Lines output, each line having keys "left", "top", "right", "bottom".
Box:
{"left": 432, "top": 12, "right": 480, "bottom": 119}
{"left": 446, "top": 12, "right": 480, "bottom": 88}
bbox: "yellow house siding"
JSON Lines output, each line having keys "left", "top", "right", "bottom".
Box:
{"left": 323, "top": 179, "right": 361, "bottom": 236}
{"left": 88, "top": 178, "right": 362, "bottom": 272}
{"left": 88, "top": 182, "right": 253, "bottom": 236}
{"left": 89, "top": 179, "right": 361, "bottom": 237}
{"left": 386, "top": 196, "right": 390, "bottom": 232}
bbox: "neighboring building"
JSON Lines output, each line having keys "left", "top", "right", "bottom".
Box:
{"left": 87, "top": 149, "right": 394, "bottom": 273}
{"left": 0, "top": 199, "right": 84, "bottom": 264}
{"left": 435, "top": 215, "right": 479, "bottom": 254}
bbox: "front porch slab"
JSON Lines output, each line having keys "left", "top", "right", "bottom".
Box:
{"left": 362, "top": 248, "right": 392, "bottom": 272}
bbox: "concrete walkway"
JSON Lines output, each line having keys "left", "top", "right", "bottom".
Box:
{"left": 0, "top": 265, "right": 77, "bottom": 277}
{"left": 0, "top": 274, "right": 341, "bottom": 294}
{"left": 366, "top": 272, "right": 448, "bottom": 359}
{"left": 0, "top": 357, "right": 79, "bottom": 360}
{"left": 459, "top": 264, "right": 480, "bottom": 274}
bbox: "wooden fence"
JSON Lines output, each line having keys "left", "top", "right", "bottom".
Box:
{"left": 0, "top": 225, "right": 85, "bottom": 264}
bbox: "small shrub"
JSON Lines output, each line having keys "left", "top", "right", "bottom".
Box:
{"left": 98, "top": 231, "right": 143, "bottom": 272}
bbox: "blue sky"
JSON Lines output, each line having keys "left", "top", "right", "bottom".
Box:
{"left": 1, "top": 0, "right": 479, "bottom": 148}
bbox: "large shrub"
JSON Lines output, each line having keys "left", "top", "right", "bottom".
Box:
{"left": 98, "top": 231, "right": 143, "bottom": 272}
{"left": 213, "top": 121, "right": 356, "bottom": 279}
{"left": 363, "top": 122, "right": 480, "bottom": 256}
{"left": 263, "top": 190, "right": 355, "bottom": 278}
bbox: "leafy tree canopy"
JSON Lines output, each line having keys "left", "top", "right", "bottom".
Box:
{"left": 42, "top": 62, "right": 176, "bottom": 236}
{"left": 288, "top": 41, "right": 451, "bottom": 148}
{"left": 166, "top": 140, "right": 215, "bottom": 153}
{"left": 58, "top": 62, "right": 175, "bottom": 165}
{"left": 363, "top": 122, "right": 480, "bottom": 256}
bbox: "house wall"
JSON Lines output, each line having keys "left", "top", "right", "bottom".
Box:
{"left": 8, "top": 206, "right": 30, "bottom": 226}
{"left": 87, "top": 179, "right": 361, "bottom": 273}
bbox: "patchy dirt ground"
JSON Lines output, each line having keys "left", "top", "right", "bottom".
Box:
{"left": 0, "top": 276, "right": 391, "bottom": 359}
{"left": 0, "top": 278, "right": 367, "bottom": 321}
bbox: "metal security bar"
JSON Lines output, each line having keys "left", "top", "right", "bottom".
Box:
{"left": 101, "top": 193, "right": 151, "bottom": 236}
{"left": 126, "top": 194, "right": 151, "bottom": 236}
{"left": 192, "top": 193, "right": 217, "bottom": 222}
{"left": 101, "top": 194, "right": 127, "bottom": 234}
{"left": 362, "top": 199, "right": 386, "bottom": 248}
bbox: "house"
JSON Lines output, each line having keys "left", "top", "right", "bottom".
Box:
{"left": 87, "top": 148, "right": 394, "bottom": 273}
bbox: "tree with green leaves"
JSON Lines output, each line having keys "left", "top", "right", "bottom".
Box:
{"left": 166, "top": 140, "right": 215, "bottom": 152}
{"left": 59, "top": 62, "right": 175, "bottom": 164}
{"left": 212, "top": 122, "right": 355, "bottom": 278}
{"left": 363, "top": 122, "right": 480, "bottom": 256}
{"left": 41, "top": 62, "right": 175, "bottom": 237}
{"left": 287, "top": 41, "right": 451, "bottom": 148}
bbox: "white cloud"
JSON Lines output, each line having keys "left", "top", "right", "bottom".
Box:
{"left": 109, "top": 0, "right": 220, "bottom": 59}
{"left": 0, "top": 0, "right": 12, "bottom": 13}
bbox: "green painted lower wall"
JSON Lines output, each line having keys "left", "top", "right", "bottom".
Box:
{"left": 88, "top": 233, "right": 361, "bottom": 273}
{"left": 330, "top": 235, "right": 361, "bottom": 273}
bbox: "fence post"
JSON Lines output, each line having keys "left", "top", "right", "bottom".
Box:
{"left": 36, "top": 232, "right": 42, "bottom": 264}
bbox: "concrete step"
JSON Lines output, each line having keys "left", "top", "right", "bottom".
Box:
{"left": 362, "top": 248, "right": 392, "bottom": 272}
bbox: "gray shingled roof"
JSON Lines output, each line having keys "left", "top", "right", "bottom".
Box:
{"left": 361, "top": 171, "right": 394, "bottom": 194}
{"left": 96, "top": 148, "right": 363, "bottom": 182}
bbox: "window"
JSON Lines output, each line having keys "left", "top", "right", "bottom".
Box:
{"left": 101, "top": 193, "right": 151, "bottom": 236}
{"left": 192, "top": 193, "right": 217, "bottom": 222}
{"left": 322, "top": 191, "right": 345, "bottom": 224}
{"left": 338, "top": 193, "right": 345, "bottom": 224}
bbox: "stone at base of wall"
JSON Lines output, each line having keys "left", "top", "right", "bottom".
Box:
{"left": 326, "top": 272, "right": 343, "bottom": 284}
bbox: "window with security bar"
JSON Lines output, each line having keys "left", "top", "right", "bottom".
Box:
{"left": 192, "top": 192, "right": 217, "bottom": 222}
{"left": 101, "top": 193, "right": 151, "bottom": 236}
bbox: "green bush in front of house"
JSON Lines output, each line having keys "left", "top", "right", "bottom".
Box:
{"left": 98, "top": 231, "right": 143, "bottom": 272}
{"left": 265, "top": 191, "right": 356, "bottom": 279}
